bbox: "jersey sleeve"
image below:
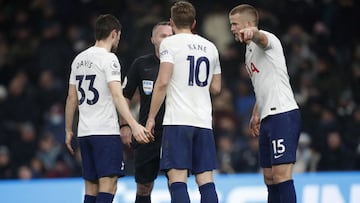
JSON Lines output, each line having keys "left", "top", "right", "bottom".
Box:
{"left": 159, "top": 39, "right": 174, "bottom": 64}
{"left": 260, "top": 30, "right": 275, "bottom": 51}
{"left": 69, "top": 59, "right": 77, "bottom": 85}
{"left": 104, "top": 54, "right": 122, "bottom": 83}
{"left": 213, "top": 47, "right": 222, "bottom": 75}
{"left": 123, "top": 58, "right": 140, "bottom": 99}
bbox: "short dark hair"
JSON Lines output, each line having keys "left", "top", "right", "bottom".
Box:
{"left": 171, "top": 1, "right": 196, "bottom": 29}
{"left": 152, "top": 21, "right": 171, "bottom": 37}
{"left": 94, "top": 14, "right": 122, "bottom": 41}
{"left": 229, "top": 4, "right": 259, "bottom": 26}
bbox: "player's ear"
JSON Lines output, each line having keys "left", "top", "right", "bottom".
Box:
{"left": 110, "top": 29, "right": 118, "bottom": 39}
{"left": 191, "top": 20, "right": 196, "bottom": 30}
{"left": 170, "top": 18, "right": 175, "bottom": 27}
{"left": 151, "top": 36, "right": 155, "bottom": 45}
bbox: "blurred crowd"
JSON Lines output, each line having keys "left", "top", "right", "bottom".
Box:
{"left": 0, "top": 0, "right": 359, "bottom": 180}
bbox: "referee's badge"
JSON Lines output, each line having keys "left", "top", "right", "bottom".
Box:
{"left": 142, "top": 80, "right": 153, "bottom": 95}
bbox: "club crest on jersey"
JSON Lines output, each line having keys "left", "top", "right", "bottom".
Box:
{"left": 245, "top": 62, "right": 260, "bottom": 77}
{"left": 142, "top": 80, "right": 153, "bottom": 95}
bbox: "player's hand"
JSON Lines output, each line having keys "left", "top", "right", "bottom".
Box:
{"left": 239, "top": 27, "right": 259, "bottom": 43}
{"left": 249, "top": 115, "right": 260, "bottom": 137}
{"left": 145, "top": 118, "right": 155, "bottom": 135}
{"left": 131, "top": 123, "right": 154, "bottom": 144}
{"left": 120, "top": 125, "right": 132, "bottom": 147}
{"left": 65, "top": 130, "right": 75, "bottom": 155}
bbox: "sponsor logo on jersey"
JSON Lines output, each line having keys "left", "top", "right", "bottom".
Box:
{"left": 111, "top": 60, "right": 120, "bottom": 69}
{"left": 160, "top": 50, "right": 168, "bottom": 56}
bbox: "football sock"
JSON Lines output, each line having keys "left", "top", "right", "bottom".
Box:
{"left": 199, "top": 182, "right": 218, "bottom": 203}
{"left": 278, "top": 179, "right": 297, "bottom": 203}
{"left": 96, "top": 192, "right": 114, "bottom": 203}
{"left": 170, "top": 182, "right": 190, "bottom": 203}
{"left": 135, "top": 195, "right": 151, "bottom": 203}
{"left": 84, "top": 194, "right": 96, "bottom": 203}
{"left": 267, "top": 184, "right": 279, "bottom": 203}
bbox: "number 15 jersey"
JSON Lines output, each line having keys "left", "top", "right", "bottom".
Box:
{"left": 69, "top": 46, "right": 122, "bottom": 137}
{"left": 159, "top": 33, "right": 221, "bottom": 129}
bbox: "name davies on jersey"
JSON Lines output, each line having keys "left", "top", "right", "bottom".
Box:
{"left": 76, "top": 60, "right": 93, "bottom": 69}
{"left": 187, "top": 43, "right": 207, "bottom": 53}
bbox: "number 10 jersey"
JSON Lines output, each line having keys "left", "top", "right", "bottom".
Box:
{"left": 159, "top": 33, "right": 221, "bottom": 129}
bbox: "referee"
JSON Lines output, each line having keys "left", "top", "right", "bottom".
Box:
{"left": 120, "top": 21, "right": 173, "bottom": 203}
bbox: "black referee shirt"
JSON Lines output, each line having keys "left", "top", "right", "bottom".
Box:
{"left": 123, "top": 53, "right": 165, "bottom": 130}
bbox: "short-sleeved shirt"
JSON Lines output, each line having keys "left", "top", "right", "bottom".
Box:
{"left": 69, "top": 46, "right": 122, "bottom": 137}
{"left": 159, "top": 33, "right": 221, "bottom": 129}
{"left": 245, "top": 30, "right": 298, "bottom": 120}
{"left": 123, "top": 53, "right": 165, "bottom": 131}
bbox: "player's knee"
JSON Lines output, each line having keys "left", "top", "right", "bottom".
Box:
{"left": 262, "top": 168, "right": 274, "bottom": 185}
{"left": 263, "top": 174, "right": 274, "bottom": 185}
{"left": 272, "top": 164, "right": 293, "bottom": 183}
{"left": 195, "top": 171, "right": 214, "bottom": 186}
{"left": 98, "top": 176, "right": 118, "bottom": 194}
{"left": 137, "top": 182, "right": 154, "bottom": 196}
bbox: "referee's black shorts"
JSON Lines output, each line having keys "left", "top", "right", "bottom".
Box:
{"left": 132, "top": 129, "right": 163, "bottom": 184}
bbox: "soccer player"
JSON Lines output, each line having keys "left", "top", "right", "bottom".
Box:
{"left": 120, "top": 21, "right": 173, "bottom": 203}
{"left": 229, "top": 4, "right": 302, "bottom": 203}
{"left": 145, "top": 1, "right": 222, "bottom": 203}
{"left": 64, "top": 14, "right": 152, "bottom": 203}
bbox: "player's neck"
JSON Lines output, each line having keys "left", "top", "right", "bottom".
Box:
{"left": 94, "top": 40, "right": 112, "bottom": 52}
{"left": 174, "top": 27, "right": 192, "bottom": 35}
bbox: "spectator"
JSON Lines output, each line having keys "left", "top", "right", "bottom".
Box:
{"left": 0, "top": 145, "right": 13, "bottom": 179}
{"left": 317, "top": 131, "right": 355, "bottom": 171}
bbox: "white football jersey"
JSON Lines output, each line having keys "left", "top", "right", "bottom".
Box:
{"left": 159, "top": 33, "right": 221, "bottom": 129}
{"left": 69, "top": 46, "right": 121, "bottom": 137}
{"left": 245, "top": 30, "right": 298, "bottom": 120}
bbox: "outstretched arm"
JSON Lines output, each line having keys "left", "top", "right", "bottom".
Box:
{"left": 146, "top": 62, "right": 173, "bottom": 133}
{"left": 239, "top": 27, "right": 268, "bottom": 48}
{"left": 109, "top": 81, "right": 153, "bottom": 143}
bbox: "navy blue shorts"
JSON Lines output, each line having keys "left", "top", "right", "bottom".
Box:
{"left": 259, "top": 109, "right": 301, "bottom": 168}
{"left": 160, "top": 125, "right": 218, "bottom": 174}
{"left": 78, "top": 135, "right": 125, "bottom": 181}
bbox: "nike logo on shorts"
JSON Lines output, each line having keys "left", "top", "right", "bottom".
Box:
{"left": 274, "top": 154, "right": 284, "bottom": 159}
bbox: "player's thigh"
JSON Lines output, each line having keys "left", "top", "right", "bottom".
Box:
{"left": 160, "top": 125, "right": 194, "bottom": 171}
{"left": 78, "top": 136, "right": 97, "bottom": 181}
{"left": 192, "top": 128, "right": 217, "bottom": 174}
{"left": 91, "top": 135, "right": 125, "bottom": 178}
{"left": 260, "top": 110, "right": 301, "bottom": 167}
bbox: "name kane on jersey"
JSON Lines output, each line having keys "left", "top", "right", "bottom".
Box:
{"left": 187, "top": 44, "right": 207, "bottom": 52}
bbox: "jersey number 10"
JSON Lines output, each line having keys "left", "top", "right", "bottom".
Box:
{"left": 187, "top": 55, "right": 210, "bottom": 87}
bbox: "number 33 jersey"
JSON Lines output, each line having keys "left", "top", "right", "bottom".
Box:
{"left": 159, "top": 33, "right": 221, "bottom": 129}
{"left": 69, "top": 46, "right": 122, "bottom": 137}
